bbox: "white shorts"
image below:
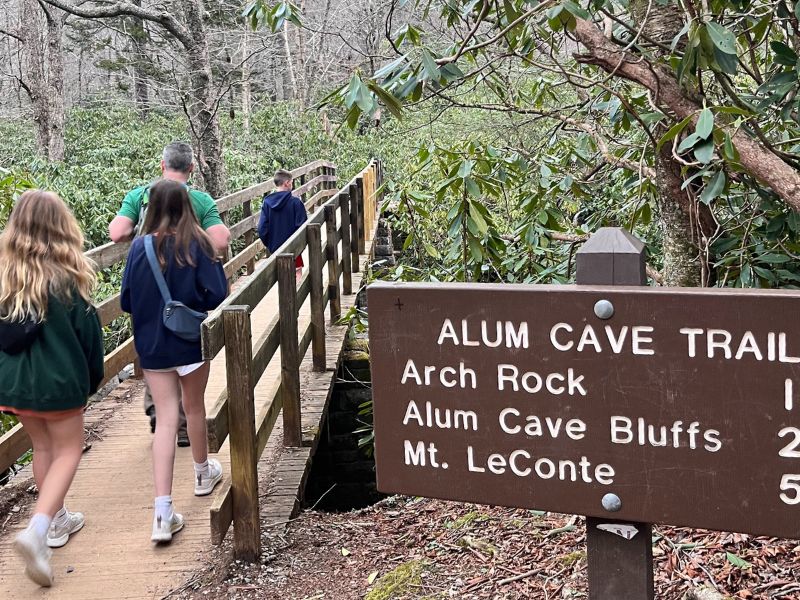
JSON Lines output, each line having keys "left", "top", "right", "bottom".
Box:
{"left": 146, "top": 362, "right": 205, "bottom": 377}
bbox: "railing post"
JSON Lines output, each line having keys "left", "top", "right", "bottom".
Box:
{"left": 376, "top": 159, "right": 384, "bottom": 203}
{"left": 329, "top": 165, "right": 337, "bottom": 196}
{"left": 324, "top": 204, "right": 342, "bottom": 321}
{"left": 223, "top": 306, "right": 260, "bottom": 562}
{"left": 349, "top": 183, "right": 361, "bottom": 273}
{"left": 307, "top": 224, "right": 326, "bottom": 371}
{"left": 298, "top": 173, "right": 306, "bottom": 205}
{"left": 363, "top": 167, "right": 372, "bottom": 241}
{"left": 278, "top": 254, "right": 302, "bottom": 447}
{"left": 243, "top": 199, "right": 255, "bottom": 275}
{"left": 356, "top": 177, "right": 366, "bottom": 254}
{"left": 340, "top": 191, "right": 353, "bottom": 295}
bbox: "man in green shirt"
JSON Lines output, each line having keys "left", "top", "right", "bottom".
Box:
{"left": 109, "top": 142, "right": 231, "bottom": 444}
{"left": 109, "top": 142, "right": 230, "bottom": 250}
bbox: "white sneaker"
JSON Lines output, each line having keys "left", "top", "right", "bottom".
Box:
{"left": 151, "top": 511, "right": 184, "bottom": 543}
{"left": 47, "top": 510, "right": 85, "bottom": 548}
{"left": 13, "top": 527, "right": 53, "bottom": 587}
{"left": 194, "top": 458, "right": 223, "bottom": 496}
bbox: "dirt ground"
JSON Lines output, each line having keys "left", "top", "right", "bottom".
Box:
{"left": 169, "top": 495, "right": 800, "bottom": 600}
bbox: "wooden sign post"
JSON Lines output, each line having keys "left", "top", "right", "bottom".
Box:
{"left": 576, "top": 228, "right": 653, "bottom": 600}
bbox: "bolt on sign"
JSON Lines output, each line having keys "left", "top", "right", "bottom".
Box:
{"left": 368, "top": 282, "right": 800, "bottom": 539}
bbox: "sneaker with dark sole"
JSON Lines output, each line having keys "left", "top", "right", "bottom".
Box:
{"left": 194, "top": 458, "right": 223, "bottom": 496}
{"left": 47, "top": 510, "right": 85, "bottom": 548}
{"left": 13, "top": 527, "right": 53, "bottom": 587}
{"left": 177, "top": 430, "right": 190, "bottom": 447}
{"left": 151, "top": 512, "right": 184, "bottom": 543}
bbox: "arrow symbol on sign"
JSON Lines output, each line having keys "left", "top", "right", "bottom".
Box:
{"left": 786, "top": 378, "right": 793, "bottom": 411}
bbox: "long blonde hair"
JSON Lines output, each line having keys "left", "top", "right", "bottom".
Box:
{"left": 0, "top": 190, "right": 95, "bottom": 321}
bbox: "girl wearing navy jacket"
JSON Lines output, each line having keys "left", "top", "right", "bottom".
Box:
{"left": 121, "top": 179, "right": 227, "bottom": 543}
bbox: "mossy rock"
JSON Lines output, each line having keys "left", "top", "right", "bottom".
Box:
{"left": 559, "top": 550, "right": 586, "bottom": 566}
{"left": 448, "top": 510, "right": 488, "bottom": 529}
{"left": 365, "top": 559, "right": 427, "bottom": 600}
{"left": 343, "top": 351, "right": 371, "bottom": 365}
{"left": 345, "top": 338, "right": 370, "bottom": 353}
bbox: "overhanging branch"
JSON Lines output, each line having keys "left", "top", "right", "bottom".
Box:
{"left": 572, "top": 17, "right": 800, "bottom": 211}
{"left": 39, "top": 0, "right": 192, "bottom": 49}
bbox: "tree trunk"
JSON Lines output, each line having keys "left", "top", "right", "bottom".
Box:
{"left": 21, "top": 0, "right": 50, "bottom": 158}
{"left": 130, "top": 1, "right": 150, "bottom": 117}
{"left": 183, "top": 0, "right": 226, "bottom": 197}
{"left": 625, "top": 2, "right": 707, "bottom": 286}
{"left": 241, "top": 24, "right": 250, "bottom": 134}
{"left": 45, "top": 9, "right": 64, "bottom": 161}
{"left": 282, "top": 21, "right": 297, "bottom": 101}
{"left": 20, "top": 0, "right": 65, "bottom": 162}
{"left": 294, "top": 0, "right": 307, "bottom": 106}
{"left": 655, "top": 144, "right": 715, "bottom": 286}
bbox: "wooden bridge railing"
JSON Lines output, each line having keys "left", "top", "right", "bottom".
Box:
{"left": 202, "top": 159, "right": 382, "bottom": 561}
{"left": 0, "top": 160, "right": 338, "bottom": 477}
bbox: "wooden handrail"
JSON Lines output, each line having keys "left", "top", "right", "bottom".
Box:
{"left": 207, "top": 160, "right": 383, "bottom": 553}
{"left": 215, "top": 160, "right": 335, "bottom": 213}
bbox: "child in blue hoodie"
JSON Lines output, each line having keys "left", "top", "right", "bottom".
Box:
{"left": 120, "top": 179, "right": 228, "bottom": 544}
{"left": 257, "top": 169, "right": 308, "bottom": 275}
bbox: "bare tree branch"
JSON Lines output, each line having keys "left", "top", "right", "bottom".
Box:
{"left": 0, "top": 27, "right": 23, "bottom": 42}
{"left": 38, "top": 0, "right": 192, "bottom": 48}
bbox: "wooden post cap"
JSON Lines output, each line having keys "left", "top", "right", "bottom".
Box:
{"left": 576, "top": 227, "right": 647, "bottom": 286}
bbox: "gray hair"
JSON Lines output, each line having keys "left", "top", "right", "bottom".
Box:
{"left": 162, "top": 141, "right": 194, "bottom": 173}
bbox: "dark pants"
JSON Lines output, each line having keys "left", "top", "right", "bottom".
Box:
{"left": 144, "top": 384, "right": 187, "bottom": 432}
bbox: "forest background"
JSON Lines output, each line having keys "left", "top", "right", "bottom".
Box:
{"left": 1, "top": 0, "right": 800, "bottom": 436}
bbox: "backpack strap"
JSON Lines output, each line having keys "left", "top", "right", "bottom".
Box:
{"left": 144, "top": 235, "right": 173, "bottom": 304}
{"left": 133, "top": 185, "right": 151, "bottom": 238}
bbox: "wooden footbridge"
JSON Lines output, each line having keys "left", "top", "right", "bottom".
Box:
{"left": 0, "top": 159, "right": 383, "bottom": 598}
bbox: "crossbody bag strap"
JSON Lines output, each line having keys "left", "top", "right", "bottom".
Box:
{"left": 144, "top": 235, "right": 173, "bottom": 304}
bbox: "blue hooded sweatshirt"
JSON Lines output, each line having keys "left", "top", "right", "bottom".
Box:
{"left": 120, "top": 237, "right": 228, "bottom": 369}
{"left": 257, "top": 190, "right": 308, "bottom": 253}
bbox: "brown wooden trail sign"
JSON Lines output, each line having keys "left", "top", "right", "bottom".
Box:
{"left": 368, "top": 281, "right": 800, "bottom": 539}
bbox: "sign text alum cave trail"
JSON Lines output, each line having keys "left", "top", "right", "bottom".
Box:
{"left": 369, "top": 283, "right": 800, "bottom": 539}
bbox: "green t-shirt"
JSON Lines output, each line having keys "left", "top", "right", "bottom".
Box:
{"left": 118, "top": 184, "right": 224, "bottom": 230}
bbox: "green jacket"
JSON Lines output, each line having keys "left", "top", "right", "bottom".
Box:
{"left": 0, "top": 293, "right": 104, "bottom": 412}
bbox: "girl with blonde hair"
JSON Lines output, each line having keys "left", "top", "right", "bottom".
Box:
{"left": 0, "top": 190, "right": 104, "bottom": 587}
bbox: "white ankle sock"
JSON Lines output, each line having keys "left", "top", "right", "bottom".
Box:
{"left": 154, "top": 496, "right": 173, "bottom": 521}
{"left": 53, "top": 506, "right": 67, "bottom": 524}
{"left": 193, "top": 460, "right": 209, "bottom": 477}
{"left": 29, "top": 513, "right": 52, "bottom": 539}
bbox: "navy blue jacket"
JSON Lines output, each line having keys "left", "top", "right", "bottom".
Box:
{"left": 257, "top": 191, "right": 308, "bottom": 253}
{"left": 121, "top": 237, "right": 227, "bottom": 369}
